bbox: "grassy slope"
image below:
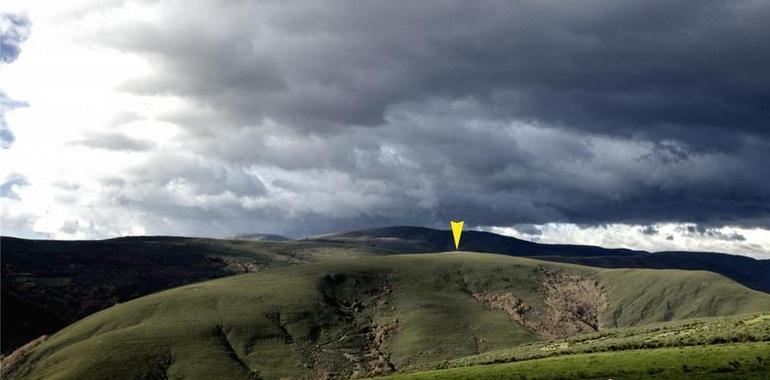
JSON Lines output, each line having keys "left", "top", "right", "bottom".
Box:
{"left": 598, "top": 269, "right": 770, "bottom": 327}
{"left": 379, "top": 313, "right": 770, "bottom": 379}
{"left": 4, "top": 253, "right": 770, "bottom": 380}
{"left": 380, "top": 313, "right": 770, "bottom": 379}
{"left": 380, "top": 343, "right": 770, "bottom": 380}
{"left": 427, "top": 313, "right": 770, "bottom": 369}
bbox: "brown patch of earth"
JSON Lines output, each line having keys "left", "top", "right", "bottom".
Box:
{"left": 365, "top": 321, "right": 398, "bottom": 376}
{"left": 1, "top": 335, "right": 48, "bottom": 377}
{"left": 206, "top": 255, "right": 266, "bottom": 273}
{"left": 473, "top": 270, "right": 608, "bottom": 339}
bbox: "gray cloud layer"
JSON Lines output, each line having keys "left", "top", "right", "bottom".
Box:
{"left": 75, "top": 132, "right": 156, "bottom": 152}
{"left": 107, "top": 1, "right": 770, "bottom": 139}
{"left": 36, "top": 0, "right": 770, "bottom": 237}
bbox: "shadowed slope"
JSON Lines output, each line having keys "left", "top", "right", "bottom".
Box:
{"left": 0, "top": 236, "right": 376, "bottom": 354}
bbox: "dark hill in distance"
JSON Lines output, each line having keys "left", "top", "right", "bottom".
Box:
{"left": 308, "top": 226, "right": 641, "bottom": 256}
{"left": 307, "top": 226, "right": 770, "bottom": 294}
{"left": 228, "top": 233, "right": 291, "bottom": 241}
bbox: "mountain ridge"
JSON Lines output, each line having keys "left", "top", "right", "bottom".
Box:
{"left": 306, "top": 226, "right": 770, "bottom": 294}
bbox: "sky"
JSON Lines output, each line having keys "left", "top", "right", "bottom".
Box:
{"left": 1, "top": 0, "right": 769, "bottom": 258}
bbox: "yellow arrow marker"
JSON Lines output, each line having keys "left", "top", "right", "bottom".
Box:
{"left": 450, "top": 220, "right": 464, "bottom": 249}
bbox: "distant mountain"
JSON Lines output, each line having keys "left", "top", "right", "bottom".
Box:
{"left": 307, "top": 226, "right": 770, "bottom": 293}
{"left": 308, "top": 226, "right": 641, "bottom": 256}
{"left": 228, "top": 233, "right": 290, "bottom": 241}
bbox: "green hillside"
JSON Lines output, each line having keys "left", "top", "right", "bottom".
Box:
{"left": 5, "top": 228, "right": 769, "bottom": 356}
{"left": 379, "top": 313, "right": 770, "bottom": 379}
{"left": 598, "top": 269, "right": 770, "bottom": 327}
{"left": 380, "top": 343, "right": 770, "bottom": 380}
{"left": 414, "top": 313, "right": 770, "bottom": 371}
{"left": 4, "top": 253, "right": 770, "bottom": 380}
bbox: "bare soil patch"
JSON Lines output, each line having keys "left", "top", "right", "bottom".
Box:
{"left": 473, "top": 270, "right": 607, "bottom": 339}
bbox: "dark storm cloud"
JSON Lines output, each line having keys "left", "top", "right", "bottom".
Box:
{"left": 0, "top": 13, "right": 31, "bottom": 63}
{"left": 102, "top": 1, "right": 770, "bottom": 140}
{"left": 679, "top": 224, "right": 747, "bottom": 242}
{"left": 145, "top": 106, "right": 769, "bottom": 236}
{"left": 78, "top": 0, "right": 770, "bottom": 236}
